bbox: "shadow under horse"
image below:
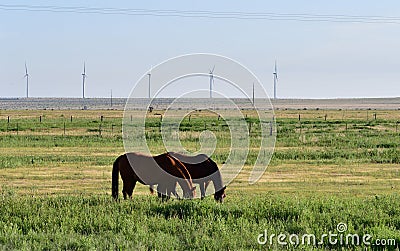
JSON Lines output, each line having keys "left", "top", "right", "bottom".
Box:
{"left": 112, "top": 152, "right": 196, "bottom": 200}
{"left": 166, "top": 152, "right": 226, "bottom": 202}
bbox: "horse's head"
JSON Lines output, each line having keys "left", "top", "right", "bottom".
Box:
{"left": 214, "top": 186, "right": 226, "bottom": 203}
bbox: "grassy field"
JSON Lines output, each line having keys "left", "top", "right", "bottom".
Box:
{"left": 0, "top": 109, "right": 399, "bottom": 250}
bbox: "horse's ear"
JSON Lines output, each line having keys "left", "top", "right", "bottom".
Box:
{"left": 223, "top": 186, "right": 226, "bottom": 190}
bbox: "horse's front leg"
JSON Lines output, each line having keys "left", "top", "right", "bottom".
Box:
{"left": 199, "top": 181, "right": 206, "bottom": 199}
{"left": 170, "top": 182, "right": 180, "bottom": 200}
{"left": 157, "top": 184, "right": 168, "bottom": 201}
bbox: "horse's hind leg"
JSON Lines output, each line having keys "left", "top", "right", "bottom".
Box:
{"left": 157, "top": 184, "right": 171, "bottom": 202}
{"left": 123, "top": 180, "right": 136, "bottom": 200}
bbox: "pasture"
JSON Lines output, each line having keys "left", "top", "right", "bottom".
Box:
{"left": 0, "top": 108, "right": 399, "bottom": 250}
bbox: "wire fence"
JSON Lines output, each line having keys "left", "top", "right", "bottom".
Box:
{"left": 0, "top": 111, "right": 399, "bottom": 138}
{"left": 0, "top": 116, "right": 121, "bottom": 137}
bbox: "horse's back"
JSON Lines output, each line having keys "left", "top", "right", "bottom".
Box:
{"left": 168, "top": 152, "right": 219, "bottom": 179}
{"left": 123, "top": 152, "right": 165, "bottom": 184}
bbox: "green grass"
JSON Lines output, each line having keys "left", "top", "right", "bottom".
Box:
{"left": 0, "top": 109, "right": 399, "bottom": 250}
{"left": 0, "top": 192, "right": 399, "bottom": 250}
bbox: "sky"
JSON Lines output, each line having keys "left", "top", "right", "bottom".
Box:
{"left": 0, "top": 0, "right": 399, "bottom": 99}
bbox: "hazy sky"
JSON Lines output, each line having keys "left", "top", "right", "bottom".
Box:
{"left": 1, "top": 1, "right": 399, "bottom": 99}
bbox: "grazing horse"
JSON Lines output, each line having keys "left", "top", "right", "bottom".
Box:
{"left": 167, "top": 152, "right": 226, "bottom": 202}
{"left": 112, "top": 152, "right": 196, "bottom": 200}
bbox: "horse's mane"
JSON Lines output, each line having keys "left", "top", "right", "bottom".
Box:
{"left": 168, "top": 152, "right": 209, "bottom": 165}
{"left": 163, "top": 153, "right": 192, "bottom": 180}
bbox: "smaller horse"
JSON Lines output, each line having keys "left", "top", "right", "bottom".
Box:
{"left": 165, "top": 152, "right": 226, "bottom": 202}
{"left": 112, "top": 152, "right": 196, "bottom": 200}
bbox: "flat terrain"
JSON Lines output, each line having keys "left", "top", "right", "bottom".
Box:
{"left": 0, "top": 107, "right": 399, "bottom": 250}
{"left": 1, "top": 97, "right": 400, "bottom": 110}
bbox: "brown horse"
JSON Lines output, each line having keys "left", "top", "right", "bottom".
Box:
{"left": 162, "top": 152, "right": 226, "bottom": 202}
{"left": 112, "top": 152, "right": 196, "bottom": 200}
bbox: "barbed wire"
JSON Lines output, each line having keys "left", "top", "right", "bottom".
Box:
{"left": 0, "top": 4, "right": 399, "bottom": 24}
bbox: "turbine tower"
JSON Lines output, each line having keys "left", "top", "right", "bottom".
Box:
{"left": 24, "top": 62, "right": 29, "bottom": 98}
{"left": 110, "top": 89, "right": 113, "bottom": 107}
{"left": 273, "top": 60, "right": 278, "bottom": 100}
{"left": 82, "top": 62, "right": 87, "bottom": 99}
{"left": 209, "top": 65, "right": 215, "bottom": 98}
{"left": 252, "top": 82, "right": 255, "bottom": 104}
{"left": 147, "top": 66, "right": 152, "bottom": 99}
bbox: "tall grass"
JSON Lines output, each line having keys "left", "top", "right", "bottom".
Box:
{"left": 0, "top": 191, "right": 399, "bottom": 250}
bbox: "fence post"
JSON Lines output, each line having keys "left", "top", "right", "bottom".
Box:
{"left": 70, "top": 116, "right": 73, "bottom": 122}
{"left": 39, "top": 116, "right": 42, "bottom": 123}
{"left": 324, "top": 114, "right": 327, "bottom": 121}
{"left": 16, "top": 123, "right": 19, "bottom": 135}
{"left": 101, "top": 115, "right": 104, "bottom": 122}
{"left": 374, "top": 113, "right": 377, "bottom": 120}
{"left": 6, "top": 116, "right": 9, "bottom": 133}
{"left": 112, "top": 124, "right": 115, "bottom": 134}
{"left": 270, "top": 121, "right": 273, "bottom": 136}
{"left": 99, "top": 123, "right": 102, "bottom": 137}
{"left": 63, "top": 121, "right": 66, "bottom": 136}
{"left": 298, "top": 114, "right": 301, "bottom": 121}
{"left": 299, "top": 121, "right": 302, "bottom": 135}
{"left": 188, "top": 115, "right": 191, "bottom": 122}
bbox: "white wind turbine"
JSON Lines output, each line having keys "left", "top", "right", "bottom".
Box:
{"left": 273, "top": 60, "right": 278, "bottom": 100}
{"left": 209, "top": 65, "right": 215, "bottom": 98}
{"left": 82, "top": 62, "right": 87, "bottom": 99}
{"left": 24, "top": 62, "right": 29, "bottom": 98}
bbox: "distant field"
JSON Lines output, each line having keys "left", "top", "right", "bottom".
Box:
{"left": 1, "top": 97, "right": 400, "bottom": 110}
{"left": 0, "top": 108, "right": 399, "bottom": 250}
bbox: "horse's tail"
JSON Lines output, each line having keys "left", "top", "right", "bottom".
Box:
{"left": 112, "top": 155, "right": 122, "bottom": 200}
{"left": 149, "top": 185, "right": 155, "bottom": 194}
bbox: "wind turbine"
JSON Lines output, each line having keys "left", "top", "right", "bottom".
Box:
{"left": 273, "top": 60, "right": 278, "bottom": 100}
{"left": 82, "top": 62, "right": 87, "bottom": 99}
{"left": 147, "top": 66, "right": 152, "bottom": 99}
{"left": 209, "top": 65, "right": 215, "bottom": 98}
{"left": 24, "top": 62, "right": 29, "bottom": 98}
